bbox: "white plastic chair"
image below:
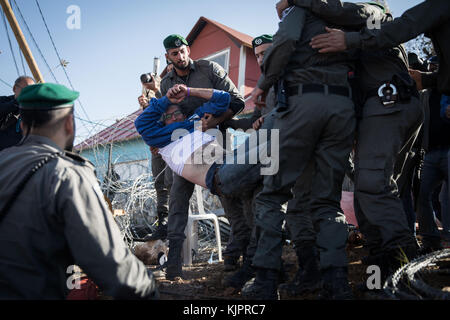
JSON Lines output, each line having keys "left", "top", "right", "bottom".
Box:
{"left": 182, "top": 185, "right": 222, "bottom": 266}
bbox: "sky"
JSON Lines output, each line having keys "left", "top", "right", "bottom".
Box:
{"left": 0, "top": 0, "right": 424, "bottom": 144}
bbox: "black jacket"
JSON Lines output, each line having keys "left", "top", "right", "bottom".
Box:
{"left": 0, "top": 95, "right": 22, "bottom": 151}
{"left": 343, "top": 0, "right": 450, "bottom": 95}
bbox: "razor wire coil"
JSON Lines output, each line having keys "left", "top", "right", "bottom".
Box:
{"left": 384, "top": 249, "right": 450, "bottom": 300}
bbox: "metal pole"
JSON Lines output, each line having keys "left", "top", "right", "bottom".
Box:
{"left": 106, "top": 143, "right": 113, "bottom": 198}
{"left": 0, "top": 0, "right": 44, "bottom": 83}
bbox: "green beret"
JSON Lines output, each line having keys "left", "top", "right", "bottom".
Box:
{"left": 163, "top": 34, "right": 188, "bottom": 50}
{"left": 252, "top": 34, "right": 273, "bottom": 49}
{"left": 17, "top": 83, "right": 79, "bottom": 110}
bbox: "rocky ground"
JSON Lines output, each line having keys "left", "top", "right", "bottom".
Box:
{"left": 73, "top": 234, "right": 448, "bottom": 301}
{"left": 149, "top": 240, "right": 371, "bottom": 300}
{"left": 141, "top": 235, "right": 450, "bottom": 300}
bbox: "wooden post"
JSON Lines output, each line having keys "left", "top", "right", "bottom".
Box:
{"left": 0, "top": 0, "right": 44, "bottom": 83}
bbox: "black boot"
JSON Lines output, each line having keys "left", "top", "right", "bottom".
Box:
{"left": 241, "top": 267, "right": 279, "bottom": 300}
{"left": 223, "top": 255, "right": 240, "bottom": 272}
{"left": 381, "top": 245, "right": 418, "bottom": 283}
{"left": 143, "top": 223, "right": 168, "bottom": 241}
{"left": 279, "top": 244, "right": 322, "bottom": 296}
{"left": 223, "top": 255, "right": 255, "bottom": 290}
{"left": 165, "top": 239, "right": 183, "bottom": 280}
{"left": 418, "top": 237, "right": 443, "bottom": 255}
{"left": 319, "top": 267, "right": 353, "bottom": 300}
{"left": 361, "top": 245, "right": 384, "bottom": 266}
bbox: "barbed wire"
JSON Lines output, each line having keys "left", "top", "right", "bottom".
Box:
{"left": 384, "top": 249, "right": 450, "bottom": 300}
{"left": 77, "top": 114, "right": 230, "bottom": 254}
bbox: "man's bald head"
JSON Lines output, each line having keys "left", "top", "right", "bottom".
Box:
{"left": 13, "top": 76, "right": 35, "bottom": 99}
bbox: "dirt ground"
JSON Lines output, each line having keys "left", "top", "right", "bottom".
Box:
{"left": 74, "top": 233, "right": 447, "bottom": 301}
{"left": 148, "top": 240, "right": 370, "bottom": 300}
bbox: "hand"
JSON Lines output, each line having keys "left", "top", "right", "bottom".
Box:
{"left": 250, "top": 87, "right": 266, "bottom": 110}
{"left": 252, "top": 116, "right": 264, "bottom": 130}
{"left": 446, "top": 105, "right": 450, "bottom": 119}
{"left": 150, "top": 146, "right": 159, "bottom": 156}
{"left": 201, "top": 113, "right": 220, "bottom": 131}
{"left": 167, "top": 84, "right": 187, "bottom": 103}
{"left": 138, "top": 94, "right": 149, "bottom": 109}
{"left": 310, "top": 27, "right": 347, "bottom": 53}
{"left": 408, "top": 69, "right": 423, "bottom": 91}
{"left": 142, "top": 76, "right": 157, "bottom": 92}
{"left": 276, "top": 0, "right": 289, "bottom": 20}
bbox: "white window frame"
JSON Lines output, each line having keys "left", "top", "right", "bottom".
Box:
{"left": 202, "top": 48, "right": 230, "bottom": 73}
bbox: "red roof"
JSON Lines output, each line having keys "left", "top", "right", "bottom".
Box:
{"left": 74, "top": 109, "right": 142, "bottom": 151}
{"left": 186, "top": 16, "right": 253, "bottom": 48}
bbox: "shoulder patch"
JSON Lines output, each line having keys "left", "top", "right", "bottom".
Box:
{"left": 208, "top": 60, "right": 227, "bottom": 78}
{"left": 214, "top": 66, "right": 227, "bottom": 79}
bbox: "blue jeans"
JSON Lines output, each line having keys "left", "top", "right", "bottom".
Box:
{"left": 417, "top": 147, "right": 450, "bottom": 245}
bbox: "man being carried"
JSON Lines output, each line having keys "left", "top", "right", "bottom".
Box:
{"left": 135, "top": 85, "right": 230, "bottom": 186}
{"left": 135, "top": 84, "right": 273, "bottom": 203}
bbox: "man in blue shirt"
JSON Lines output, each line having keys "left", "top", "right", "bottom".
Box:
{"left": 135, "top": 85, "right": 230, "bottom": 150}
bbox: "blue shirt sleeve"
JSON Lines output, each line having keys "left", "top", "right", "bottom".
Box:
{"left": 134, "top": 96, "right": 194, "bottom": 148}
{"left": 441, "top": 95, "right": 450, "bottom": 124}
{"left": 193, "top": 90, "right": 230, "bottom": 118}
{"left": 135, "top": 90, "right": 230, "bottom": 148}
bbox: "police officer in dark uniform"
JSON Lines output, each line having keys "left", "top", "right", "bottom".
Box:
{"left": 221, "top": 35, "right": 320, "bottom": 296}
{"left": 222, "top": 35, "right": 277, "bottom": 286}
{"left": 159, "top": 34, "right": 245, "bottom": 280}
{"left": 220, "top": 35, "right": 276, "bottom": 275}
{"left": 0, "top": 83, "right": 158, "bottom": 299}
{"left": 0, "top": 76, "right": 34, "bottom": 151}
{"left": 245, "top": 5, "right": 357, "bottom": 299}
{"left": 279, "top": 0, "right": 425, "bottom": 289}
{"left": 305, "top": 0, "right": 450, "bottom": 95}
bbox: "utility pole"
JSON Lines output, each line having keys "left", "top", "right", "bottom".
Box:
{"left": 0, "top": 0, "right": 44, "bottom": 83}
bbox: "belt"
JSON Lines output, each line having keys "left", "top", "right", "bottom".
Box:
{"left": 286, "top": 84, "right": 351, "bottom": 98}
